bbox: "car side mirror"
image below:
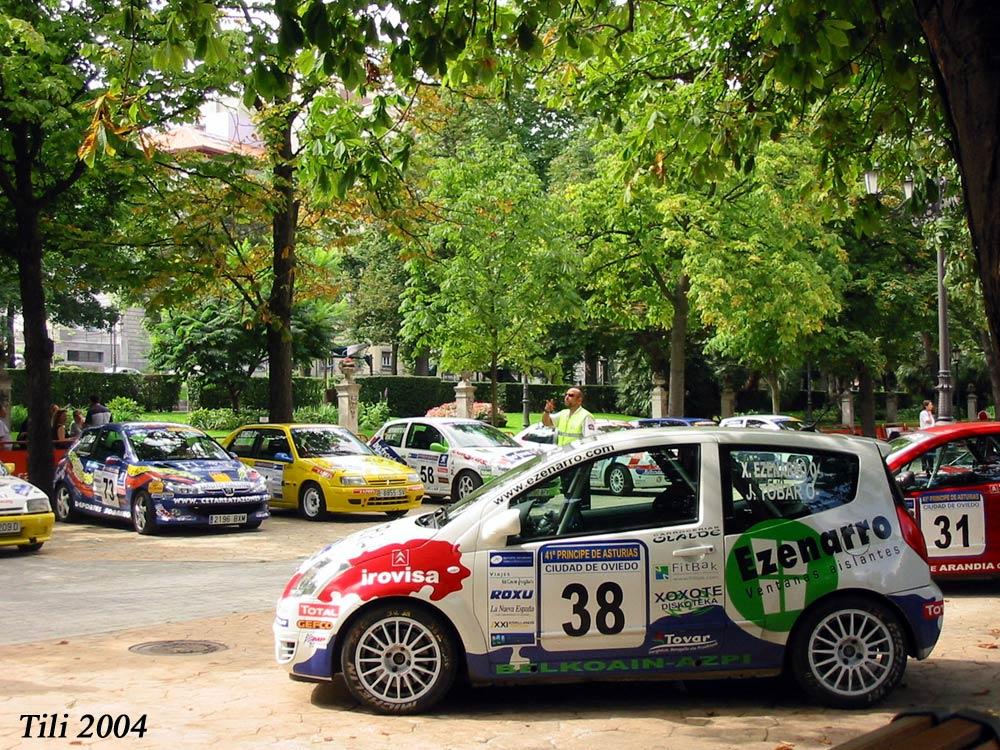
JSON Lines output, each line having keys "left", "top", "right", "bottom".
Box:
{"left": 429, "top": 442, "right": 448, "bottom": 453}
{"left": 105, "top": 456, "right": 122, "bottom": 466}
{"left": 896, "top": 470, "right": 916, "bottom": 490}
{"left": 273, "top": 452, "right": 293, "bottom": 463}
{"left": 480, "top": 508, "right": 521, "bottom": 547}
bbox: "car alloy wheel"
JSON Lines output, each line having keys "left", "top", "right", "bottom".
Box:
{"left": 54, "top": 482, "right": 76, "bottom": 522}
{"left": 131, "top": 491, "right": 159, "bottom": 535}
{"left": 453, "top": 471, "right": 482, "bottom": 500}
{"left": 607, "top": 464, "right": 633, "bottom": 496}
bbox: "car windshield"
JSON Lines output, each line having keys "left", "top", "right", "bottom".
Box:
{"left": 886, "top": 431, "right": 935, "bottom": 465}
{"left": 777, "top": 420, "right": 805, "bottom": 431}
{"left": 292, "top": 427, "right": 372, "bottom": 457}
{"left": 127, "top": 427, "right": 230, "bottom": 461}
{"left": 447, "top": 422, "right": 519, "bottom": 448}
{"left": 431, "top": 453, "right": 547, "bottom": 526}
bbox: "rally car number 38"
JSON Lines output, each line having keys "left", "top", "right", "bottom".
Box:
{"left": 275, "top": 428, "right": 942, "bottom": 714}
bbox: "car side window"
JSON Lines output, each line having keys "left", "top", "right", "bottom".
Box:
{"left": 257, "top": 430, "right": 291, "bottom": 460}
{"left": 746, "top": 420, "right": 765, "bottom": 429}
{"left": 93, "top": 429, "right": 126, "bottom": 461}
{"left": 722, "top": 446, "right": 859, "bottom": 535}
{"left": 898, "top": 437, "right": 1000, "bottom": 490}
{"left": 381, "top": 424, "right": 406, "bottom": 448}
{"left": 73, "top": 432, "right": 98, "bottom": 458}
{"left": 508, "top": 445, "right": 701, "bottom": 543}
{"left": 405, "top": 423, "right": 444, "bottom": 451}
{"left": 230, "top": 429, "right": 260, "bottom": 458}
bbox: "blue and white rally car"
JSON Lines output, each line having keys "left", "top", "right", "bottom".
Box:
{"left": 275, "top": 427, "right": 942, "bottom": 714}
{"left": 54, "top": 422, "right": 270, "bottom": 534}
{"left": 369, "top": 418, "right": 539, "bottom": 500}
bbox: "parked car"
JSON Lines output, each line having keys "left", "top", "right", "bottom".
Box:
{"left": 221, "top": 424, "right": 424, "bottom": 521}
{"left": 275, "top": 427, "right": 941, "bottom": 713}
{"left": 886, "top": 420, "right": 1000, "bottom": 578}
{"left": 633, "top": 417, "right": 717, "bottom": 427}
{"left": 0, "top": 461, "right": 53, "bottom": 553}
{"left": 54, "top": 422, "right": 270, "bottom": 534}
{"left": 368, "top": 418, "right": 540, "bottom": 500}
{"left": 514, "top": 418, "right": 634, "bottom": 453}
{"left": 719, "top": 414, "right": 810, "bottom": 431}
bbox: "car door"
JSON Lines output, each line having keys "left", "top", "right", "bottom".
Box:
{"left": 249, "top": 429, "right": 293, "bottom": 507}
{"left": 474, "top": 439, "right": 729, "bottom": 676}
{"left": 90, "top": 427, "right": 128, "bottom": 513}
{"left": 399, "top": 422, "right": 450, "bottom": 496}
{"left": 895, "top": 434, "right": 1000, "bottom": 574}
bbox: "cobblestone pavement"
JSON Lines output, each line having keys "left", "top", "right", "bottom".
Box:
{"left": 1, "top": 511, "right": 998, "bottom": 749}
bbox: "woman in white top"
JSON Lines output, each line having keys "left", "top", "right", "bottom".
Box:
{"left": 919, "top": 399, "right": 936, "bottom": 429}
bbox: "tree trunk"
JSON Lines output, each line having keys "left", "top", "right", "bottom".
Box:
{"left": 668, "top": 274, "right": 689, "bottom": 417}
{"left": 414, "top": 349, "right": 430, "bottom": 376}
{"left": 16, "top": 217, "right": 54, "bottom": 495}
{"left": 266, "top": 106, "right": 298, "bottom": 424}
{"left": 858, "top": 363, "right": 876, "bottom": 438}
{"left": 4, "top": 302, "right": 15, "bottom": 368}
{"left": 979, "top": 328, "right": 1000, "bottom": 413}
{"left": 765, "top": 371, "right": 781, "bottom": 413}
{"left": 916, "top": 4, "right": 1000, "bottom": 387}
{"left": 583, "top": 350, "right": 598, "bottom": 385}
{"left": 391, "top": 342, "right": 399, "bottom": 375}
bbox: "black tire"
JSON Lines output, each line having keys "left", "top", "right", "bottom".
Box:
{"left": 17, "top": 542, "right": 43, "bottom": 553}
{"left": 53, "top": 482, "right": 79, "bottom": 523}
{"left": 451, "top": 470, "right": 482, "bottom": 500}
{"left": 131, "top": 490, "right": 158, "bottom": 535}
{"left": 606, "top": 464, "right": 634, "bottom": 496}
{"left": 340, "top": 603, "right": 457, "bottom": 714}
{"left": 299, "top": 482, "right": 327, "bottom": 521}
{"left": 789, "top": 596, "right": 907, "bottom": 709}
{"left": 384, "top": 510, "right": 409, "bottom": 520}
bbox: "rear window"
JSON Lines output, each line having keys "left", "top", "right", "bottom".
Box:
{"left": 723, "top": 446, "right": 860, "bottom": 535}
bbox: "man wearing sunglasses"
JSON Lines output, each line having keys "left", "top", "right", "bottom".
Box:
{"left": 541, "top": 387, "right": 595, "bottom": 447}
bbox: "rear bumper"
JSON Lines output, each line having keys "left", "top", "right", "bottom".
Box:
{"left": 889, "top": 584, "right": 944, "bottom": 659}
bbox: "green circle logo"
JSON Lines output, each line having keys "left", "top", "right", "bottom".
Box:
{"left": 725, "top": 519, "right": 839, "bottom": 632}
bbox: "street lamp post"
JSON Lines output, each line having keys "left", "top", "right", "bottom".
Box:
{"left": 866, "top": 171, "right": 952, "bottom": 421}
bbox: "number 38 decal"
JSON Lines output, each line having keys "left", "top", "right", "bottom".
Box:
{"left": 561, "top": 582, "right": 625, "bottom": 636}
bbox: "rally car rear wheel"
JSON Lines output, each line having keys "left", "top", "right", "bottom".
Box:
{"left": 53, "top": 482, "right": 79, "bottom": 522}
{"left": 131, "top": 491, "right": 158, "bottom": 535}
{"left": 452, "top": 470, "right": 482, "bottom": 500}
{"left": 299, "top": 483, "right": 327, "bottom": 521}
{"left": 606, "top": 464, "right": 634, "bottom": 496}
{"left": 790, "top": 596, "right": 906, "bottom": 708}
{"left": 341, "top": 603, "right": 457, "bottom": 714}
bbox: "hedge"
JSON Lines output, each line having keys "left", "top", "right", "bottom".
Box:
{"left": 189, "top": 376, "right": 326, "bottom": 410}
{"left": 9, "top": 369, "right": 181, "bottom": 411}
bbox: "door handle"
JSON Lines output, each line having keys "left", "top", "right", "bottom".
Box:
{"left": 673, "top": 545, "right": 715, "bottom": 558}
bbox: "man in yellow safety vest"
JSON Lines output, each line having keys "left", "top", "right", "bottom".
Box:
{"left": 541, "top": 387, "right": 595, "bottom": 446}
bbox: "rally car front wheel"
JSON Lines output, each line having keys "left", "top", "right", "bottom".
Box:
{"left": 53, "top": 482, "right": 79, "bottom": 522}
{"left": 790, "top": 596, "right": 906, "bottom": 709}
{"left": 131, "top": 491, "right": 158, "bottom": 535}
{"left": 452, "top": 471, "right": 482, "bottom": 500}
{"left": 340, "top": 603, "right": 457, "bottom": 714}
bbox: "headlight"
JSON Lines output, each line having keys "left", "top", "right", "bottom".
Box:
{"left": 27, "top": 497, "right": 51, "bottom": 513}
{"left": 407, "top": 472, "right": 420, "bottom": 483}
{"left": 338, "top": 475, "right": 365, "bottom": 486}
{"left": 290, "top": 560, "right": 349, "bottom": 598}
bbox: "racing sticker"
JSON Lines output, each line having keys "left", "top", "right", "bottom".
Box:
{"left": 488, "top": 551, "right": 536, "bottom": 646}
{"left": 538, "top": 541, "right": 646, "bottom": 651}
{"left": 93, "top": 469, "right": 119, "bottom": 507}
{"left": 919, "top": 491, "right": 986, "bottom": 557}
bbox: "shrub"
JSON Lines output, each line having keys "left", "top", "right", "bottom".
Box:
{"left": 293, "top": 404, "right": 339, "bottom": 424}
{"left": 426, "top": 400, "right": 507, "bottom": 427}
{"left": 188, "top": 408, "right": 260, "bottom": 432}
{"left": 359, "top": 401, "right": 390, "bottom": 434}
{"left": 107, "top": 396, "right": 143, "bottom": 422}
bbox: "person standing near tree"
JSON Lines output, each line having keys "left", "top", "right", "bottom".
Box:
{"left": 68, "top": 409, "right": 85, "bottom": 438}
{"left": 919, "top": 400, "right": 936, "bottom": 430}
{"left": 542, "top": 387, "right": 596, "bottom": 447}
{"left": 0, "top": 403, "right": 11, "bottom": 448}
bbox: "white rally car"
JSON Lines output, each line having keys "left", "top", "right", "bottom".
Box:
{"left": 369, "top": 418, "right": 540, "bottom": 500}
{"left": 0, "top": 462, "right": 54, "bottom": 553}
{"left": 275, "top": 428, "right": 943, "bottom": 714}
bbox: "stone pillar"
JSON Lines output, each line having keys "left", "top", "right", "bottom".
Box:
{"left": 968, "top": 389, "right": 978, "bottom": 420}
{"left": 336, "top": 359, "right": 360, "bottom": 434}
{"left": 650, "top": 375, "right": 668, "bottom": 418}
{"left": 840, "top": 390, "right": 855, "bottom": 429}
{"left": 720, "top": 388, "right": 736, "bottom": 419}
{"left": 885, "top": 392, "right": 898, "bottom": 423}
{"left": 455, "top": 373, "right": 475, "bottom": 419}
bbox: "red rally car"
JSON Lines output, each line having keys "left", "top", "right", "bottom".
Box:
{"left": 886, "top": 421, "right": 1000, "bottom": 578}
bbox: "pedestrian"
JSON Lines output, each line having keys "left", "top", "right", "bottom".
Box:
{"left": 86, "top": 394, "right": 112, "bottom": 426}
{"left": 919, "top": 400, "right": 936, "bottom": 430}
{"left": 0, "top": 403, "right": 11, "bottom": 448}
{"left": 52, "top": 408, "right": 68, "bottom": 442}
{"left": 68, "top": 409, "right": 85, "bottom": 438}
{"left": 541, "top": 387, "right": 596, "bottom": 447}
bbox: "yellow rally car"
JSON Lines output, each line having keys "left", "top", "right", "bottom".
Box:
{"left": 0, "top": 461, "right": 54, "bottom": 553}
{"left": 221, "top": 424, "right": 424, "bottom": 521}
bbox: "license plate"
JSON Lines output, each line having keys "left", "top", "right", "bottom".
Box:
{"left": 377, "top": 488, "right": 406, "bottom": 498}
{"left": 0, "top": 521, "right": 20, "bottom": 535}
{"left": 209, "top": 513, "right": 247, "bottom": 525}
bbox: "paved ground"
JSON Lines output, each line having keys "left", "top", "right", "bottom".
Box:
{"left": 1, "top": 511, "right": 998, "bottom": 749}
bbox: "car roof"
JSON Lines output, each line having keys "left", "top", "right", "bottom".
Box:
{"left": 389, "top": 417, "right": 487, "bottom": 426}
{"left": 568, "top": 425, "right": 881, "bottom": 454}
{"left": 232, "top": 423, "right": 349, "bottom": 430}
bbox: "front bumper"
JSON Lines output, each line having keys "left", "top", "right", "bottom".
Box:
{"left": 0, "top": 512, "right": 54, "bottom": 548}
{"left": 273, "top": 597, "right": 339, "bottom": 681}
{"left": 328, "top": 484, "right": 424, "bottom": 513}
{"left": 152, "top": 494, "right": 271, "bottom": 527}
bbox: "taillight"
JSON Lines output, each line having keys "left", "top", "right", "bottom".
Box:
{"left": 896, "top": 504, "right": 929, "bottom": 564}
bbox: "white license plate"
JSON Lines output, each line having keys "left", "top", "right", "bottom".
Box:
{"left": 208, "top": 513, "right": 247, "bottom": 525}
{"left": 377, "top": 488, "right": 407, "bottom": 498}
{"left": 0, "top": 521, "right": 20, "bottom": 535}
